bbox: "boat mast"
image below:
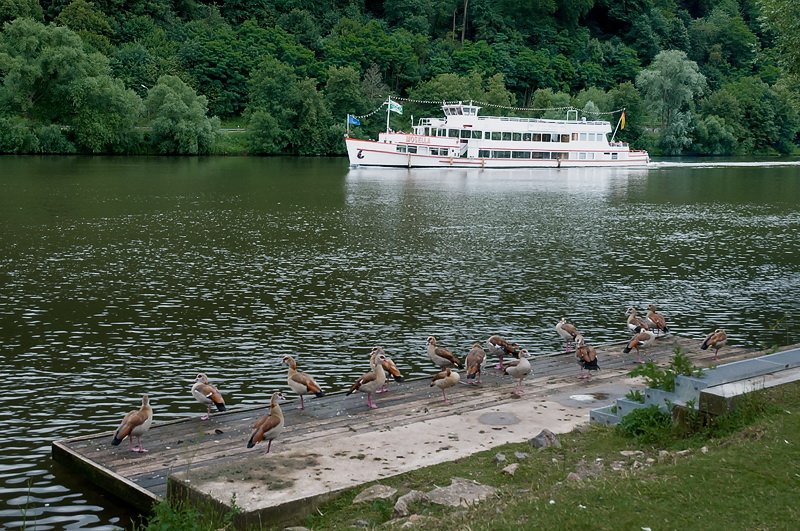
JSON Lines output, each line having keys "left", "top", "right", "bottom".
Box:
{"left": 611, "top": 108, "right": 625, "bottom": 142}
{"left": 386, "top": 97, "right": 391, "bottom": 133}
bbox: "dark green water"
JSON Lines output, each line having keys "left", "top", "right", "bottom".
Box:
{"left": 1, "top": 156, "right": 799, "bottom": 528}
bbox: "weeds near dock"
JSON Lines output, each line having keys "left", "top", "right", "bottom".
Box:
{"left": 627, "top": 347, "right": 704, "bottom": 392}
{"left": 624, "top": 389, "right": 645, "bottom": 403}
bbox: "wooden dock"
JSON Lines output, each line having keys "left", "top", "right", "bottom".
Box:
{"left": 52, "top": 335, "right": 772, "bottom": 526}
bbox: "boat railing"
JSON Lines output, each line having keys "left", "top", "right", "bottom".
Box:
{"left": 418, "top": 116, "right": 609, "bottom": 126}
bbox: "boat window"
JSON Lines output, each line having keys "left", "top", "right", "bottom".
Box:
{"left": 479, "top": 149, "right": 490, "bottom": 157}
{"left": 532, "top": 152, "right": 548, "bottom": 159}
{"left": 588, "top": 133, "right": 595, "bottom": 141}
{"left": 491, "top": 132, "right": 501, "bottom": 140}
{"left": 552, "top": 152, "right": 568, "bottom": 159}
{"left": 484, "top": 131, "right": 491, "bottom": 139}
{"left": 611, "top": 152, "right": 618, "bottom": 160}
{"left": 408, "top": 146, "right": 418, "bottom": 153}
{"left": 502, "top": 132, "right": 512, "bottom": 141}
{"left": 424, "top": 127, "right": 431, "bottom": 136}
{"left": 523, "top": 133, "right": 532, "bottom": 141}
{"left": 600, "top": 134, "right": 607, "bottom": 142}
{"left": 493, "top": 150, "right": 511, "bottom": 158}
{"left": 472, "top": 130, "right": 482, "bottom": 139}
{"left": 580, "top": 132, "right": 587, "bottom": 141}
{"left": 572, "top": 133, "right": 578, "bottom": 141}
{"left": 512, "top": 151, "right": 531, "bottom": 159}
{"left": 561, "top": 134, "right": 570, "bottom": 143}
{"left": 438, "top": 128, "right": 446, "bottom": 136}
{"left": 397, "top": 145, "right": 407, "bottom": 153}
{"left": 532, "top": 133, "right": 542, "bottom": 141}
{"left": 512, "top": 133, "right": 522, "bottom": 141}
{"left": 461, "top": 130, "right": 471, "bottom": 139}
{"left": 448, "top": 129, "right": 459, "bottom": 138}
{"left": 579, "top": 152, "right": 586, "bottom": 159}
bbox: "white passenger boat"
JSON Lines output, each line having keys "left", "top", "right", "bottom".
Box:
{"left": 345, "top": 101, "right": 649, "bottom": 168}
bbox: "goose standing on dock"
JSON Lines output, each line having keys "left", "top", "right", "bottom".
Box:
{"left": 247, "top": 392, "right": 285, "bottom": 454}
{"left": 623, "top": 329, "right": 657, "bottom": 363}
{"left": 376, "top": 355, "right": 404, "bottom": 393}
{"left": 645, "top": 304, "right": 670, "bottom": 335}
{"left": 111, "top": 394, "right": 153, "bottom": 453}
{"left": 555, "top": 319, "right": 580, "bottom": 353}
{"left": 426, "top": 336, "right": 463, "bottom": 369}
{"left": 625, "top": 307, "right": 649, "bottom": 334}
{"left": 191, "top": 373, "right": 227, "bottom": 420}
{"left": 430, "top": 367, "right": 460, "bottom": 403}
{"left": 346, "top": 347, "right": 388, "bottom": 409}
{"left": 282, "top": 355, "right": 325, "bottom": 409}
{"left": 575, "top": 335, "right": 599, "bottom": 379}
{"left": 465, "top": 343, "right": 486, "bottom": 384}
{"left": 486, "top": 335, "right": 520, "bottom": 368}
{"left": 503, "top": 349, "right": 532, "bottom": 394}
{"left": 701, "top": 329, "right": 728, "bottom": 360}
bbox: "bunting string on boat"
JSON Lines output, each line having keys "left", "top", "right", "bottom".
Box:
{"left": 350, "top": 96, "right": 626, "bottom": 119}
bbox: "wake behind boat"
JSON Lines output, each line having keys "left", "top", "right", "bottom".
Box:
{"left": 345, "top": 101, "right": 649, "bottom": 169}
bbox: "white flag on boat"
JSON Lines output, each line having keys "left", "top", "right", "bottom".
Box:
{"left": 388, "top": 100, "right": 403, "bottom": 114}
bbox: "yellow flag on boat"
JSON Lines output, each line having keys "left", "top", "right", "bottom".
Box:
{"left": 620, "top": 111, "right": 626, "bottom": 130}
{"left": 388, "top": 100, "right": 403, "bottom": 114}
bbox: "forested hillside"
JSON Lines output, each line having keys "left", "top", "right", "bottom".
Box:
{"left": 1, "top": 0, "right": 798, "bottom": 156}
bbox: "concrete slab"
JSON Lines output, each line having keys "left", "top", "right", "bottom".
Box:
{"left": 169, "top": 393, "right": 590, "bottom": 527}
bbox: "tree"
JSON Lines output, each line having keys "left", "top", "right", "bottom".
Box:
{"left": 246, "top": 54, "right": 332, "bottom": 155}
{"left": 636, "top": 50, "right": 706, "bottom": 130}
{"left": 759, "top": 0, "right": 800, "bottom": 77}
{"left": 144, "top": 74, "right": 222, "bottom": 154}
{"left": 55, "top": 0, "right": 114, "bottom": 53}
{"left": 0, "top": 18, "right": 143, "bottom": 153}
{"left": 0, "top": 0, "right": 43, "bottom": 25}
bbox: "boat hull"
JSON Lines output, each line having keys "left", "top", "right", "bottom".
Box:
{"left": 346, "top": 138, "right": 650, "bottom": 169}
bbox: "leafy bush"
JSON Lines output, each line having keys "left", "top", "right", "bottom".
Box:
{"left": 628, "top": 347, "right": 703, "bottom": 392}
{"left": 616, "top": 404, "right": 672, "bottom": 444}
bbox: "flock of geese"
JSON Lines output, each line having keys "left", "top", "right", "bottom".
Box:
{"left": 110, "top": 305, "right": 729, "bottom": 455}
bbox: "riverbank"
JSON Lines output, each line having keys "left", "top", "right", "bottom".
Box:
{"left": 141, "top": 378, "right": 799, "bottom": 530}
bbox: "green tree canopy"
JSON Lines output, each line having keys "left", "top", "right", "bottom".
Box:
{"left": 144, "top": 74, "right": 222, "bottom": 154}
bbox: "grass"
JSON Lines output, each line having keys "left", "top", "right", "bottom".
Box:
{"left": 139, "top": 381, "right": 800, "bottom": 530}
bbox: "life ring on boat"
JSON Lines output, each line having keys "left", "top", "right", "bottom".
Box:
{"left": 357, "top": 150, "right": 364, "bottom": 159}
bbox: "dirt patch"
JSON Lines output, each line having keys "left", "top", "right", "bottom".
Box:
{"left": 181, "top": 452, "right": 322, "bottom": 490}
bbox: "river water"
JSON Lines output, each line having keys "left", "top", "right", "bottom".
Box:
{"left": 1, "top": 156, "right": 799, "bottom": 528}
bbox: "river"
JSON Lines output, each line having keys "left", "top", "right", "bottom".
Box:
{"left": 1, "top": 156, "right": 799, "bottom": 528}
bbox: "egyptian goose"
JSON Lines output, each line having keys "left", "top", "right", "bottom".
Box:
{"left": 191, "top": 373, "right": 227, "bottom": 420}
{"left": 111, "top": 394, "right": 153, "bottom": 453}
{"left": 376, "top": 356, "right": 404, "bottom": 393}
{"left": 645, "top": 304, "right": 670, "bottom": 335}
{"left": 503, "top": 349, "right": 532, "bottom": 394}
{"left": 282, "top": 355, "right": 325, "bottom": 409}
{"left": 623, "top": 329, "right": 656, "bottom": 363}
{"left": 430, "top": 367, "right": 460, "bottom": 403}
{"left": 465, "top": 343, "right": 486, "bottom": 384}
{"left": 554, "top": 319, "right": 579, "bottom": 353}
{"left": 701, "top": 329, "right": 727, "bottom": 360}
{"left": 426, "top": 336, "right": 463, "bottom": 369}
{"left": 575, "top": 335, "right": 599, "bottom": 379}
{"left": 486, "top": 335, "right": 520, "bottom": 368}
{"left": 247, "top": 391, "right": 286, "bottom": 453}
{"left": 625, "top": 307, "right": 649, "bottom": 334}
{"left": 346, "top": 347, "right": 388, "bottom": 409}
